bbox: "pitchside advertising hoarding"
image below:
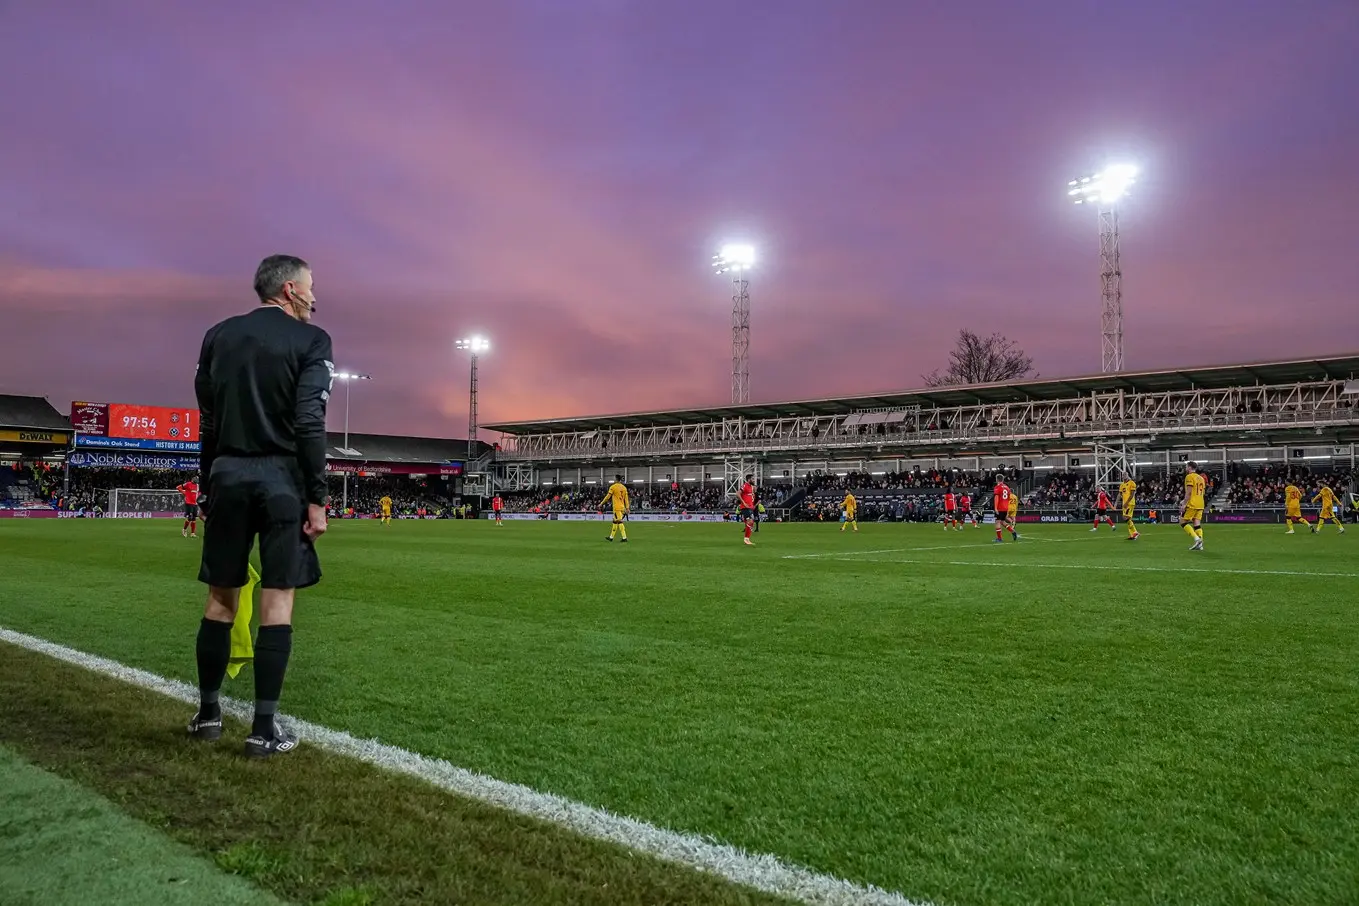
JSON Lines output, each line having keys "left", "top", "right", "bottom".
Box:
{"left": 504, "top": 512, "right": 731, "bottom": 522}
{"left": 327, "top": 462, "right": 463, "bottom": 476}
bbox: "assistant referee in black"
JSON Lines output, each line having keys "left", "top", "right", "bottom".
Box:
{"left": 188, "top": 254, "right": 334, "bottom": 759}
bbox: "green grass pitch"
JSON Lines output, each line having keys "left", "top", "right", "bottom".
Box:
{"left": 2, "top": 517, "right": 1357, "bottom": 905}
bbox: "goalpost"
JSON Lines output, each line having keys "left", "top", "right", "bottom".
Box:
{"left": 109, "top": 488, "right": 186, "bottom": 517}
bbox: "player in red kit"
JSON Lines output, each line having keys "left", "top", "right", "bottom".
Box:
{"left": 739, "top": 476, "right": 757, "bottom": 546}
{"left": 177, "top": 476, "right": 201, "bottom": 538}
{"left": 491, "top": 495, "right": 504, "bottom": 526}
{"left": 992, "top": 476, "right": 1019, "bottom": 543}
{"left": 959, "top": 493, "right": 978, "bottom": 528}
{"left": 942, "top": 490, "right": 959, "bottom": 530}
{"left": 1091, "top": 487, "right": 1115, "bottom": 531}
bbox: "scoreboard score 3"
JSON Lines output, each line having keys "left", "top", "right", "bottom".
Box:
{"left": 107, "top": 404, "right": 199, "bottom": 442}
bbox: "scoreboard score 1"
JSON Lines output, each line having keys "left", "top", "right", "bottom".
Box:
{"left": 106, "top": 404, "right": 199, "bottom": 442}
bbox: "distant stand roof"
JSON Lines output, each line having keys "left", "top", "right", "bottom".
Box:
{"left": 0, "top": 395, "right": 72, "bottom": 431}
{"left": 482, "top": 354, "right": 1359, "bottom": 434}
{"left": 326, "top": 432, "right": 483, "bottom": 464}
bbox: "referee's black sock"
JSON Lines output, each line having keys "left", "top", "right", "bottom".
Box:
{"left": 195, "top": 617, "right": 233, "bottom": 719}
{"left": 252, "top": 624, "right": 293, "bottom": 738}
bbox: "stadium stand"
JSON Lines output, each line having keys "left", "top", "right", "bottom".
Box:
{"left": 476, "top": 355, "right": 1358, "bottom": 523}
{"left": 326, "top": 432, "right": 484, "bottom": 465}
{"left": 6, "top": 355, "right": 1358, "bottom": 523}
{"left": 484, "top": 356, "right": 1359, "bottom": 468}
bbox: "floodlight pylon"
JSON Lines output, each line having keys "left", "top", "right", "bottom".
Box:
{"left": 1068, "top": 165, "right": 1137, "bottom": 373}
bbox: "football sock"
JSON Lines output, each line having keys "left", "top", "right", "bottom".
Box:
{"left": 1182, "top": 523, "right": 1197, "bottom": 541}
{"left": 744, "top": 521, "right": 752, "bottom": 540}
{"left": 196, "top": 617, "right": 233, "bottom": 717}
{"left": 995, "top": 527, "right": 1003, "bottom": 540}
{"left": 618, "top": 523, "right": 627, "bottom": 540}
{"left": 1194, "top": 527, "right": 1203, "bottom": 540}
{"left": 252, "top": 625, "right": 292, "bottom": 738}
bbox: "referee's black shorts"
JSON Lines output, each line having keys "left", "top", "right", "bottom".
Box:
{"left": 199, "top": 455, "right": 321, "bottom": 590}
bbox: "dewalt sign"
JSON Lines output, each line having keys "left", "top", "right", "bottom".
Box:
{"left": 0, "top": 429, "right": 70, "bottom": 444}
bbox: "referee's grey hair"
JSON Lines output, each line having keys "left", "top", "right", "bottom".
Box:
{"left": 253, "top": 254, "right": 310, "bottom": 302}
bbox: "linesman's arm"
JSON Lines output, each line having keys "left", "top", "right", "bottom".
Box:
{"left": 194, "top": 328, "right": 218, "bottom": 501}
{"left": 295, "top": 330, "right": 334, "bottom": 507}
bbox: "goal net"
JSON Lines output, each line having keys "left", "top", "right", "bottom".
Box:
{"left": 109, "top": 488, "right": 186, "bottom": 517}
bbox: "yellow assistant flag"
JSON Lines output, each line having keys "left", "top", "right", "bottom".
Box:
{"left": 225, "top": 563, "right": 260, "bottom": 679}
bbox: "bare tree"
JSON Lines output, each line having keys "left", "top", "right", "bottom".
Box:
{"left": 922, "top": 329, "right": 1036, "bottom": 387}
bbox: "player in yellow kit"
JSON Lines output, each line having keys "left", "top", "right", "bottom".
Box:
{"left": 1006, "top": 490, "right": 1020, "bottom": 526}
{"left": 600, "top": 474, "right": 630, "bottom": 542}
{"left": 1312, "top": 482, "right": 1346, "bottom": 533}
{"left": 1283, "top": 482, "right": 1310, "bottom": 534}
{"left": 1180, "top": 462, "right": 1206, "bottom": 551}
{"left": 379, "top": 494, "right": 393, "bottom": 526}
{"left": 840, "top": 492, "right": 858, "bottom": 533}
{"left": 1119, "top": 474, "right": 1139, "bottom": 540}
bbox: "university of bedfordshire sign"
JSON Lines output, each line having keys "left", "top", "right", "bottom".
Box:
{"left": 0, "top": 429, "right": 70, "bottom": 444}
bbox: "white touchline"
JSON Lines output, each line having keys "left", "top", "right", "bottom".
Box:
{"left": 0, "top": 626, "right": 930, "bottom": 906}
{"left": 831, "top": 559, "right": 1359, "bottom": 579}
{"left": 783, "top": 536, "right": 1091, "bottom": 560}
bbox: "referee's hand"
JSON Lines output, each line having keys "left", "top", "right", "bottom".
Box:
{"left": 304, "top": 503, "right": 328, "bottom": 541}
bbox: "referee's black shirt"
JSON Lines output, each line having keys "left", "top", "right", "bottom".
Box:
{"left": 194, "top": 306, "right": 335, "bottom": 506}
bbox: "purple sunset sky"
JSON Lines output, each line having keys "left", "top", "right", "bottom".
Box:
{"left": 1, "top": 1, "right": 1357, "bottom": 439}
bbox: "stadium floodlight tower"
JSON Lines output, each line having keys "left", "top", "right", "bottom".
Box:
{"left": 712, "top": 243, "right": 760, "bottom": 500}
{"left": 1067, "top": 163, "right": 1137, "bottom": 374}
{"left": 455, "top": 336, "right": 489, "bottom": 466}
{"left": 712, "top": 243, "right": 755, "bottom": 405}
{"left": 334, "top": 372, "right": 372, "bottom": 513}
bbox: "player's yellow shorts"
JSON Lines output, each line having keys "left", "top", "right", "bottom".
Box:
{"left": 1182, "top": 506, "right": 1204, "bottom": 522}
{"left": 612, "top": 508, "right": 626, "bottom": 523}
{"left": 1007, "top": 504, "right": 1018, "bottom": 518}
{"left": 381, "top": 508, "right": 391, "bottom": 517}
{"left": 1123, "top": 500, "right": 1135, "bottom": 519}
{"left": 845, "top": 509, "right": 856, "bottom": 521}
{"left": 1286, "top": 506, "right": 1302, "bottom": 519}
{"left": 1320, "top": 508, "right": 1334, "bottom": 519}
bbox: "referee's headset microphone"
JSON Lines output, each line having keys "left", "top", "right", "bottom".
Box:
{"left": 286, "top": 288, "right": 316, "bottom": 316}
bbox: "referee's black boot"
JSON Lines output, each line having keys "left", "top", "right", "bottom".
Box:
{"left": 244, "top": 720, "right": 299, "bottom": 760}
{"left": 187, "top": 711, "right": 223, "bottom": 742}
